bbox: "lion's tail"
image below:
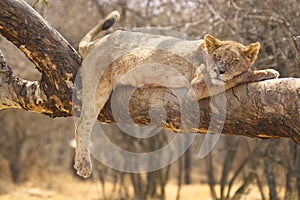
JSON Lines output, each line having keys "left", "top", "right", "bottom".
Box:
{"left": 79, "top": 11, "right": 120, "bottom": 57}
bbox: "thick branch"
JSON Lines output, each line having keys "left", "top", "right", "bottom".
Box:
{"left": 98, "top": 78, "right": 300, "bottom": 144}
{"left": 0, "top": 0, "right": 81, "bottom": 117}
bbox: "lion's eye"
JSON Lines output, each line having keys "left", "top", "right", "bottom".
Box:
{"left": 231, "top": 58, "right": 240, "bottom": 64}
{"left": 213, "top": 52, "right": 221, "bottom": 59}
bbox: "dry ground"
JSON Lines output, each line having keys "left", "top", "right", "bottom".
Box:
{"left": 0, "top": 174, "right": 266, "bottom": 200}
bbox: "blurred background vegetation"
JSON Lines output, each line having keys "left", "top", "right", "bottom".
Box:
{"left": 0, "top": 0, "right": 299, "bottom": 199}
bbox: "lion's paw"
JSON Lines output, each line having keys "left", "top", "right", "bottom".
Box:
{"left": 74, "top": 153, "right": 92, "bottom": 178}
{"left": 263, "top": 69, "right": 280, "bottom": 79}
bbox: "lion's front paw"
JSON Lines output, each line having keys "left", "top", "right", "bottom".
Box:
{"left": 74, "top": 153, "right": 92, "bottom": 178}
{"left": 249, "top": 69, "right": 280, "bottom": 82}
{"left": 264, "top": 69, "right": 280, "bottom": 79}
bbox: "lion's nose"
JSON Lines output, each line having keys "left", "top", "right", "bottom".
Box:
{"left": 219, "top": 68, "right": 226, "bottom": 74}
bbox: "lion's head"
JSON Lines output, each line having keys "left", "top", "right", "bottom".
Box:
{"left": 203, "top": 34, "right": 260, "bottom": 85}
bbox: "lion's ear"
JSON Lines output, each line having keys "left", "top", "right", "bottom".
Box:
{"left": 243, "top": 42, "right": 260, "bottom": 64}
{"left": 204, "top": 34, "right": 221, "bottom": 54}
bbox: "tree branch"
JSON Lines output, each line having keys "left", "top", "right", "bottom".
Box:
{"left": 0, "top": 0, "right": 81, "bottom": 117}
{"left": 97, "top": 78, "right": 300, "bottom": 144}
{"left": 0, "top": 0, "right": 299, "bottom": 144}
{"left": 0, "top": 50, "right": 44, "bottom": 111}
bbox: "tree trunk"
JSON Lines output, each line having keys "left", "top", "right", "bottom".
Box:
{"left": 184, "top": 147, "right": 191, "bottom": 184}
{"left": 295, "top": 145, "right": 300, "bottom": 199}
{"left": 0, "top": 0, "right": 300, "bottom": 144}
{"left": 264, "top": 140, "right": 279, "bottom": 200}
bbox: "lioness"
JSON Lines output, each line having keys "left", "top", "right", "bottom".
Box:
{"left": 74, "top": 11, "right": 279, "bottom": 178}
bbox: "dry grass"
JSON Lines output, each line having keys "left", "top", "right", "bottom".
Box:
{"left": 0, "top": 173, "right": 268, "bottom": 200}
{"left": 0, "top": 173, "right": 211, "bottom": 200}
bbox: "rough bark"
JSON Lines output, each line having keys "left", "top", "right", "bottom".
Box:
{"left": 0, "top": 0, "right": 81, "bottom": 117}
{"left": 102, "top": 79, "right": 300, "bottom": 144}
{"left": 0, "top": 0, "right": 300, "bottom": 144}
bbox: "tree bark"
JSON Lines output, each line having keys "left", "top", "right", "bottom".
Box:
{"left": 0, "top": 0, "right": 80, "bottom": 117}
{"left": 0, "top": 0, "right": 300, "bottom": 144}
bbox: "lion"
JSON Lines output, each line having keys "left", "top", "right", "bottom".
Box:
{"left": 74, "top": 11, "right": 279, "bottom": 178}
